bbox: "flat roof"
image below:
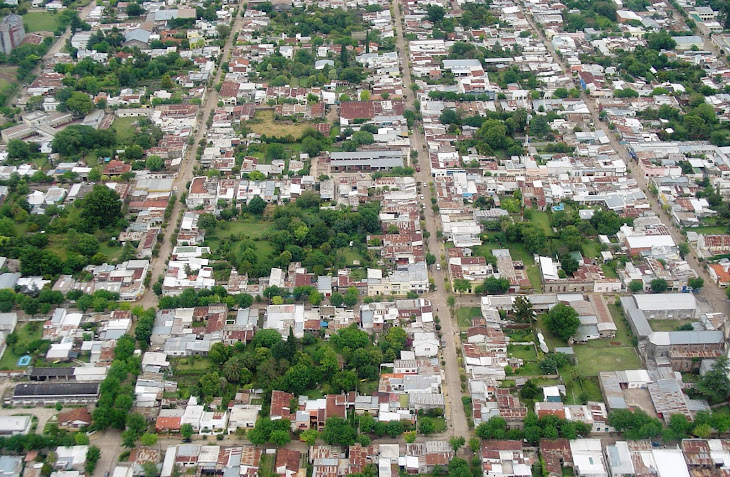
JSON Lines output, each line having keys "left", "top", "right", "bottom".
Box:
{"left": 633, "top": 293, "right": 696, "bottom": 311}
{"left": 13, "top": 382, "right": 99, "bottom": 397}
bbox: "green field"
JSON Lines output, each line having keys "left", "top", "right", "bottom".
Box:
{"left": 685, "top": 226, "right": 727, "bottom": 235}
{"left": 111, "top": 117, "right": 139, "bottom": 145}
{"left": 573, "top": 345, "right": 641, "bottom": 376}
{"left": 507, "top": 343, "right": 537, "bottom": 361}
{"left": 247, "top": 110, "right": 312, "bottom": 137}
{"left": 0, "top": 322, "right": 43, "bottom": 371}
{"left": 457, "top": 307, "right": 481, "bottom": 329}
{"left": 582, "top": 241, "right": 600, "bottom": 259}
{"left": 258, "top": 454, "right": 276, "bottom": 477}
{"left": 528, "top": 210, "right": 553, "bottom": 236}
{"left": 563, "top": 375, "right": 603, "bottom": 405}
{"left": 23, "top": 12, "right": 62, "bottom": 33}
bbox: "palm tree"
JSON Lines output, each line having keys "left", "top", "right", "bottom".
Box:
{"left": 222, "top": 356, "right": 244, "bottom": 383}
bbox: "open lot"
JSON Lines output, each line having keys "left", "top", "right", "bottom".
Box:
{"left": 456, "top": 306, "right": 481, "bottom": 329}
{"left": 23, "top": 11, "right": 62, "bottom": 32}
{"left": 649, "top": 318, "right": 696, "bottom": 332}
{"left": 111, "top": 117, "right": 139, "bottom": 145}
{"left": 247, "top": 110, "right": 313, "bottom": 137}
{"left": 573, "top": 345, "right": 641, "bottom": 376}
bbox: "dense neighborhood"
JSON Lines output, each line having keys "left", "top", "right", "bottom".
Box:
{"left": 0, "top": 0, "right": 729, "bottom": 475}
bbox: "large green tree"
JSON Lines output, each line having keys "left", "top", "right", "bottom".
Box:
{"left": 78, "top": 184, "right": 123, "bottom": 231}
{"left": 544, "top": 303, "right": 580, "bottom": 341}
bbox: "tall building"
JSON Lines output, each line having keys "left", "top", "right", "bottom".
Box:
{"left": 0, "top": 14, "right": 25, "bottom": 55}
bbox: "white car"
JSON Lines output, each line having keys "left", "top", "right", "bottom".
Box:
{"left": 436, "top": 264, "right": 441, "bottom": 270}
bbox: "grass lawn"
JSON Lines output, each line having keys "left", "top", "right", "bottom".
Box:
{"left": 573, "top": 346, "right": 640, "bottom": 376}
{"left": 582, "top": 241, "right": 600, "bottom": 259}
{"left": 514, "top": 362, "right": 542, "bottom": 376}
{"left": 456, "top": 307, "right": 481, "bottom": 329}
{"left": 248, "top": 110, "right": 313, "bottom": 137}
{"left": 216, "top": 220, "right": 270, "bottom": 240}
{"left": 508, "top": 343, "right": 537, "bottom": 361}
{"left": 563, "top": 375, "right": 603, "bottom": 405}
{"left": 339, "top": 248, "right": 365, "bottom": 266}
{"left": 473, "top": 242, "right": 541, "bottom": 290}
{"left": 23, "top": 11, "right": 62, "bottom": 32}
{"left": 528, "top": 210, "right": 554, "bottom": 237}
{"left": 686, "top": 226, "right": 727, "bottom": 235}
{"left": 431, "top": 417, "right": 447, "bottom": 433}
{"left": 111, "top": 117, "right": 139, "bottom": 145}
{"left": 258, "top": 454, "right": 276, "bottom": 477}
{"left": 649, "top": 318, "right": 696, "bottom": 332}
{"left": 602, "top": 264, "right": 618, "bottom": 279}
{"left": 171, "top": 357, "right": 213, "bottom": 375}
{"left": 0, "top": 66, "right": 16, "bottom": 92}
{"left": 536, "top": 314, "right": 568, "bottom": 351}
{"left": 0, "top": 323, "right": 42, "bottom": 371}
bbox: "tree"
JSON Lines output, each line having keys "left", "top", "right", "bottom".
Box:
{"left": 146, "top": 155, "right": 164, "bottom": 172}
{"left": 140, "top": 433, "right": 158, "bottom": 447}
{"left": 294, "top": 428, "right": 316, "bottom": 447}
{"left": 321, "top": 417, "right": 357, "bottom": 446}
{"left": 426, "top": 253, "right": 436, "bottom": 266}
{"left": 248, "top": 196, "right": 266, "bottom": 215}
{"left": 476, "top": 416, "right": 507, "bottom": 439}
{"left": 269, "top": 430, "right": 291, "bottom": 446}
{"left": 85, "top": 447, "right": 101, "bottom": 474}
{"left": 126, "top": 2, "right": 145, "bottom": 16}
{"left": 426, "top": 4, "right": 446, "bottom": 23}
{"left": 181, "top": 423, "right": 194, "bottom": 441}
{"left": 629, "top": 280, "right": 643, "bottom": 293}
{"left": 453, "top": 278, "right": 471, "bottom": 294}
{"left": 688, "top": 277, "right": 704, "bottom": 291}
{"left": 330, "top": 292, "right": 344, "bottom": 307}
{"left": 560, "top": 256, "right": 579, "bottom": 276}
{"left": 418, "top": 417, "right": 435, "bottom": 434}
{"left": 65, "top": 92, "right": 94, "bottom": 117}
{"left": 650, "top": 278, "right": 668, "bottom": 293}
{"left": 698, "top": 356, "right": 730, "bottom": 404}
{"left": 343, "top": 287, "right": 359, "bottom": 308}
{"left": 449, "top": 436, "right": 465, "bottom": 453}
{"left": 544, "top": 303, "right": 580, "bottom": 341}
{"left": 519, "top": 379, "right": 540, "bottom": 400}
{"left": 512, "top": 295, "right": 534, "bottom": 323}
{"left": 78, "top": 184, "right": 123, "bottom": 231}
{"left": 160, "top": 74, "right": 174, "bottom": 90}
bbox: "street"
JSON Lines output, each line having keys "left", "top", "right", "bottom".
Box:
{"left": 393, "top": 0, "right": 470, "bottom": 437}
{"left": 525, "top": 9, "right": 730, "bottom": 316}
{"left": 136, "top": 5, "right": 248, "bottom": 309}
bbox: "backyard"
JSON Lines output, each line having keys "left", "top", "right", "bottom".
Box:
{"left": 0, "top": 322, "right": 43, "bottom": 371}
{"left": 111, "top": 117, "right": 139, "bottom": 145}
{"left": 649, "top": 318, "right": 696, "bottom": 332}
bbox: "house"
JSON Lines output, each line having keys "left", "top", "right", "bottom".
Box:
{"left": 480, "top": 440, "right": 532, "bottom": 477}
{"left": 0, "top": 15, "right": 24, "bottom": 55}
{"left": 274, "top": 449, "right": 300, "bottom": 477}
{"left": 57, "top": 408, "right": 92, "bottom": 429}
{"left": 569, "top": 439, "right": 607, "bottom": 476}
{"left": 0, "top": 416, "right": 31, "bottom": 435}
{"left": 55, "top": 446, "right": 88, "bottom": 471}
{"left": 227, "top": 405, "right": 261, "bottom": 434}
{"left": 0, "top": 456, "right": 22, "bottom": 477}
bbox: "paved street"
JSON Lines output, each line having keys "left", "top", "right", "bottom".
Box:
{"left": 525, "top": 7, "right": 730, "bottom": 316}
{"left": 393, "top": 0, "right": 470, "bottom": 438}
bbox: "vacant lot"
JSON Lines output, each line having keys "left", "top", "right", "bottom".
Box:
{"left": 23, "top": 12, "right": 62, "bottom": 32}
{"left": 111, "top": 117, "right": 139, "bottom": 145}
{"left": 649, "top": 318, "right": 696, "bottom": 332}
{"left": 574, "top": 345, "right": 641, "bottom": 376}
{"left": 247, "top": 110, "right": 313, "bottom": 137}
{"left": 457, "top": 307, "right": 481, "bottom": 329}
